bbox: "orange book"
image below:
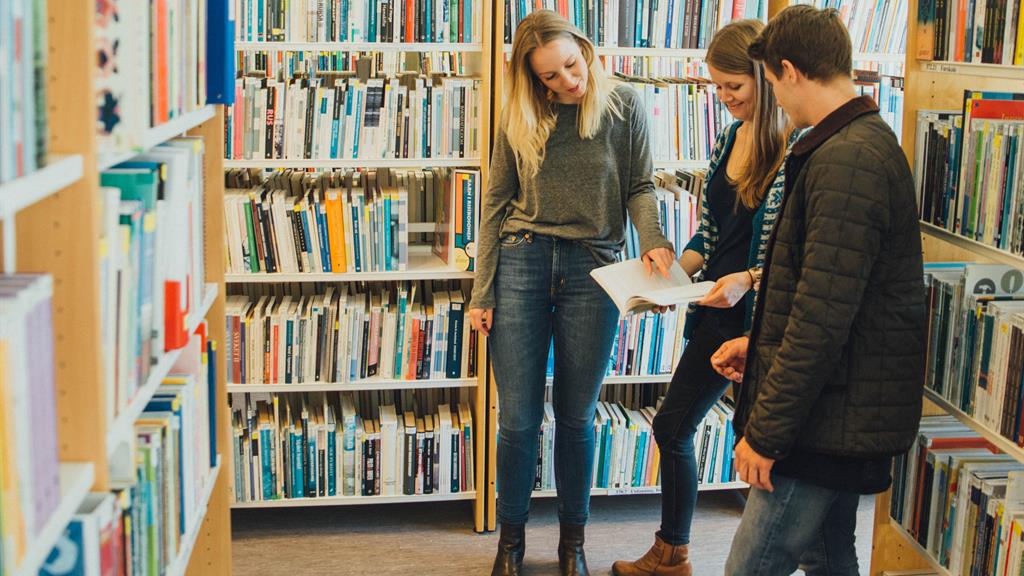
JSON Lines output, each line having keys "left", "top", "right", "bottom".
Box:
{"left": 325, "top": 190, "right": 347, "bottom": 273}
{"left": 406, "top": 0, "right": 416, "bottom": 42}
{"left": 407, "top": 317, "right": 421, "bottom": 380}
{"left": 154, "top": 0, "right": 170, "bottom": 124}
{"left": 954, "top": 0, "right": 969, "bottom": 61}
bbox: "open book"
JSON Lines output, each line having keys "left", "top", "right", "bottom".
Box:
{"left": 590, "top": 259, "right": 715, "bottom": 315}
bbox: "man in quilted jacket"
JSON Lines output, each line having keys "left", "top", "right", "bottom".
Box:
{"left": 709, "top": 5, "right": 927, "bottom": 574}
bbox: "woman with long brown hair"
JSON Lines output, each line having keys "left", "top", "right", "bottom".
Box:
{"left": 613, "top": 19, "right": 798, "bottom": 576}
{"left": 468, "top": 9, "right": 675, "bottom": 576}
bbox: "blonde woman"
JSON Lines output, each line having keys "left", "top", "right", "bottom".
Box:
{"left": 467, "top": 10, "right": 674, "bottom": 576}
{"left": 612, "top": 20, "right": 798, "bottom": 576}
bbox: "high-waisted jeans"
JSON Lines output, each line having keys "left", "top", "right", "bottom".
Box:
{"left": 490, "top": 232, "right": 619, "bottom": 526}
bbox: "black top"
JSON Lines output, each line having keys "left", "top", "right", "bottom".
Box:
{"left": 702, "top": 155, "right": 755, "bottom": 331}
{"left": 773, "top": 450, "right": 893, "bottom": 494}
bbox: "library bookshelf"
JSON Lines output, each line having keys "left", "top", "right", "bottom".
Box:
{"left": 221, "top": 1, "right": 494, "bottom": 533}
{"left": 2, "top": 0, "right": 233, "bottom": 572}
{"left": 867, "top": 2, "right": 1023, "bottom": 568}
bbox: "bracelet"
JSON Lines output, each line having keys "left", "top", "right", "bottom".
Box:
{"left": 746, "top": 269, "right": 755, "bottom": 287}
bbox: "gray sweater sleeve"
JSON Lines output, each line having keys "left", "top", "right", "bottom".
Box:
{"left": 624, "top": 93, "right": 674, "bottom": 257}
{"left": 469, "top": 125, "right": 517, "bottom": 310}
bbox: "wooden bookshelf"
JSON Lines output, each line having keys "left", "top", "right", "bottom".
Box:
{"left": 868, "top": 0, "right": 1023, "bottom": 567}
{"left": 3, "top": 2, "right": 233, "bottom": 573}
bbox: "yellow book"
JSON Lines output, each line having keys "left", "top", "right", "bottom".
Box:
{"left": 0, "top": 341, "right": 26, "bottom": 569}
{"left": 325, "top": 189, "right": 347, "bottom": 273}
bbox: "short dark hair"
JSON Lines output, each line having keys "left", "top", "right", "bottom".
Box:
{"left": 748, "top": 5, "right": 852, "bottom": 81}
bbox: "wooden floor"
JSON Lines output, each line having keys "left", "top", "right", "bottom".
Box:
{"left": 231, "top": 491, "right": 877, "bottom": 575}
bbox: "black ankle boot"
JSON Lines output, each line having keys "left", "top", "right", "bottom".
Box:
{"left": 558, "top": 522, "right": 589, "bottom": 576}
{"left": 491, "top": 523, "right": 525, "bottom": 576}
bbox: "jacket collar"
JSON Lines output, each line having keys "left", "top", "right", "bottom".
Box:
{"left": 791, "top": 96, "right": 879, "bottom": 157}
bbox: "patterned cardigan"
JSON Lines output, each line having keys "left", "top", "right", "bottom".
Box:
{"left": 682, "top": 121, "right": 803, "bottom": 337}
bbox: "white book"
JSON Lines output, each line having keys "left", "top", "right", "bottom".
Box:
{"left": 590, "top": 259, "right": 713, "bottom": 316}
{"left": 379, "top": 404, "right": 399, "bottom": 495}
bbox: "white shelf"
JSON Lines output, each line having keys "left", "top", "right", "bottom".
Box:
{"left": 0, "top": 155, "right": 85, "bottom": 219}
{"left": 852, "top": 52, "right": 906, "bottom": 64}
{"left": 98, "top": 105, "right": 218, "bottom": 172}
{"left": 167, "top": 460, "right": 222, "bottom": 576}
{"left": 919, "top": 60, "right": 1024, "bottom": 80}
{"left": 653, "top": 159, "right": 710, "bottom": 170}
{"left": 15, "top": 463, "right": 96, "bottom": 576}
{"left": 231, "top": 490, "right": 476, "bottom": 508}
{"left": 920, "top": 221, "right": 1024, "bottom": 269}
{"left": 923, "top": 388, "right": 1024, "bottom": 464}
{"left": 106, "top": 283, "right": 219, "bottom": 455}
{"left": 501, "top": 44, "right": 707, "bottom": 58}
{"left": 887, "top": 519, "right": 953, "bottom": 576}
{"left": 546, "top": 374, "right": 674, "bottom": 387}
{"left": 223, "top": 157, "right": 481, "bottom": 169}
{"left": 530, "top": 481, "right": 746, "bottom": 498}
{"left": 228, "top": 377, "right": 478, "bottom": 393}
{"left": 236, "top": 41, "right": 483, "bottom": 52}
{"left": 225, "top": 253, "right": 474, "bottom": 283}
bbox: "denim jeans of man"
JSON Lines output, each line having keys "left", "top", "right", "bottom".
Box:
{"left": 489, "top": 232, "right": 619, "bottom": 526}
{"left": 725, "top": 472, "right": 861, "bottom": 576}
{"left": 652, "top": 312, "right": 736, "bottom": 546}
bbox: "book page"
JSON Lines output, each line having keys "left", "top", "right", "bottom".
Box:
{"left": 590, "top": 259, "right": 691, "bottom": 315}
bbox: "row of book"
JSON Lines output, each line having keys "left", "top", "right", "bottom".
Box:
{"left": 39, "top": 325, "right": 218, "bottom": 576}
{"left": 794, "top": 0, "right": 907, "bottom": 55}
{"left": 233, "top": 0, "right": 481, "bottom": 43}
{"left": 889, "top": 415, "right": 1024, "bottom": 574}
{"left": 505, "top": 397, "right": 736, "bottom": 493}
{"left": 923, "top": 262, "right": 1024, "bottom": 445}
{"left": 230, "top": 392, "right": 475, "bottom": 501}
{"left": 236, "top": 48, "right": 473, "bottom": 81}
{"left": 503, "top": 0, "right": 767, "bottom": 49}
{"left": 0, "top": 0, "right": 46, "bottom": 183}
{"left": 619, "top": 76, "right": 733, "bottom": 163}
{"left": 914, "top": 0, "right": 1023, "bottom": 64}
{"left": 915, "top": 93, "right": 1024, "bottom": 251}
{"left": 623, "top": 170, "right": 700, "bottom": 261}
{"left": 95, "top": 0, "right": 233, "bottom": 153}
{"left": 223, "top": 167, "right": 478, "bottom": 274}
{"left": 225, "top": 282, "right": 480, "bottom": 384}
{"left": 853, "top": 70, "right": 905, "bottom": 141}
{"left": 0, "top": 275, "right": 61, "bottom": 574}
{"left": 225, "top": 73, "right": 482, "bottom": 161}
{"left": 99, "top": 138, "right": 207, "bottom": 426}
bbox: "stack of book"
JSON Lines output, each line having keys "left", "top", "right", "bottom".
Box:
{"left": 914, "top": 0, "right": 1023, "bottom": 64}
{"left": 923, "top": 262, "right": 1024, "bottom": 439}
{"left": 99, "top": 138, "right": 207, "bottom": 425}
{"left": 503, "top": 0, "right": 767, "bottom": 48}
{"left": 915, "top": 94, "right": 1024, "bottom": 251}
{"left": 225, "top": 282, "right": 480, "bottom": 384}
{"left": 794, "top": 0, "right": 908, "bottom": 55}
{"left": 0, "top": 275, "right": 62, "bottom": 573}
{"left": 95, "top": 0, "right": 212, "bottom": 152}
{"left": 225, "top": 73, "right": 481, "bottom": 162}
{"left": 230, "top": 392, "right": 475, "bottom": 501}
{"left": 233, "top": 0, "right": 481, "bottom": 43}
{"left": 0, "top": 0, "right": 47, "bottom": 182}
{"left": 890, "top": 415, "right": 1024, "bottom": 573}
{"left": 223, "top": 166, "right": 478, "bottom": 274}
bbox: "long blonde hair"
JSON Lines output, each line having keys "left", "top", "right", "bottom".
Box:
{"left": 504, "top": 10, "right": 624, "bottom": 179}
{"left": 707, "top": 19, "right": 788, "bottom": 210}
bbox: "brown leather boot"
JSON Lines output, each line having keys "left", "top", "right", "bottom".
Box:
{"left": 491, "top": 523, "right": 525, "bottom": 576}
{"left": 611, "top": 535, "right": 692, "bottom": 576}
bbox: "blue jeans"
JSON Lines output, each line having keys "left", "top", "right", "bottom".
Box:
{"left": 725, "top": 473, "right": 861, "bottom": 575}
{"left": 490, "top": 232, "right": 619, "bottom": 526}
{"left": 653, "top": 313, "right": 735, "bottom": 545}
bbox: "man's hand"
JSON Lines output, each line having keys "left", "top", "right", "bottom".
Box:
{"left": 734, "top": 437, "right": 775, "bottom": 492}
{"left": 711, "top": 336, "right": 749, "bottom": 383}
{"left": 642, "top": 247, "right": 676, "bottom": 279}
{"left": 698, "top": 271, "right": 753, "bottom": 308}
{"left": 469, "top": 308, "right": 493, "bottom": 336}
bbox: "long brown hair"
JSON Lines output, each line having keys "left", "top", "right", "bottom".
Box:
{"left": 504, "top": 10, "right": 624, "bottom": 179}
{"left": 707, "top": 19, "right": 788, "bottom": 210}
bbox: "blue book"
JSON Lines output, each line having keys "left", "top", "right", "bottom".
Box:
{"left": 207, "top": 340, "right": 218, "bottom": 467}
{"left": 327, "top": 424, "right": 337, "bottom": 496}
{"left": 206, "top": 0, "right": 236, "bottom": 104}
{"left": 262, "top": 428, "right": 273, "bottom": 500}
{"left": 316, "top": 202, "right": 332, "bottom": 272}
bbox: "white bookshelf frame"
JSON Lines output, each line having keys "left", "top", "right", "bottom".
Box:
{"left": 920, "top": 222, "right": 1024, "bottom": 269}
{"left": 227, "top": 378, "right": 478, "bottom": 393}
{"left": 97, "top": 105, "right": 218, "bottom": 172}
{"left": 530, "top": 481, "right": 747, "bottom": 498}
{"left": 852, "top": 52, "right": 907, "bottom": 63}
{"left": 224, "top": 253, "right": 474, "bottom": 283}
{"left": 105, "top": 283, "right": 219, "bottom": 455}
{"left": 545, "top": 374, "right": 675, "bottom": 387}
{"left": 919, "top": 60, "right": 1024, "bottom": 80}
{"left": 231, "top": 491, "right": 477, "bottom": 508}
{"left": 0, "top": 155, "right": 85, "bottom": 220}
{"left": 223, "top": 158, "right": 481, "bottom": 169}
{"left": 922, "top": 388, "right": 1024, "bottom": 463}
{"left": 14, "top": 463, "right": 96, "bottom": 576}
{"left": 235, "top": 41, "right": 483, "bottom": 52}
{"left": 167, "top": 460, "right": 222, "bottom": 576}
